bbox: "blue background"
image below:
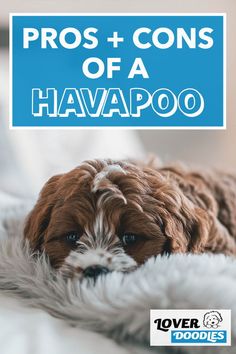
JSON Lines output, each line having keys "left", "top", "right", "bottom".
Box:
{"left": 12, "top": 15, "right": 224, "bottom": 127}
{"left": 171, "top": 330, "right": 227, "bottom": 344}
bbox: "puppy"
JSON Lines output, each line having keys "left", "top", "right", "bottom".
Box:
{"left": 24, "top": 158, "right": 236, "bottom": 278}
{"left": 203, "top": 311, "right": 223, "bottom": 329}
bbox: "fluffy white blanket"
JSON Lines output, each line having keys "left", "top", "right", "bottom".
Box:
{"left": 0, "top": 192, "right": 235, "bottom": 354}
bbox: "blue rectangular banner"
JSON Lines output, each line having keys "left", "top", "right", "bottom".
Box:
{"left": 171, "top": 330, "right": 227, "bottom": 344}
{"left": 10, "top": 14, "right": 225, "bottom": 128}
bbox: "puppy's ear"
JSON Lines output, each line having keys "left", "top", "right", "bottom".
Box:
{"left": 160, "top": 192, "right": 211, "bottom": 253}
{"left": 217, "top": 312, "right": 223, "bottom": 322}
{"left": 185, "top": 206, "right": 211, "bottom": 252}
{"left": 24, "top": 174, "right": 62, "bottom": 251}
{"left": 162, "top": 192, "right": 236, "bottom": 255}
{"left": 140, "top": 167, "right": 211, "bottom": 254}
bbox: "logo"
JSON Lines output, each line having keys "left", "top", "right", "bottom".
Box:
{"left": 10, "top": 13, "right": 225, "bottom": 128}
{"left": 203, "top": 311, "right": 223, "bottom": 329}
{"left": 150, "top": 309, "right": 231, "bottom": 346}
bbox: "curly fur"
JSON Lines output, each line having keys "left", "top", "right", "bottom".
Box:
{"left": 24, "top": 158, "right": 236, "bottom": 276}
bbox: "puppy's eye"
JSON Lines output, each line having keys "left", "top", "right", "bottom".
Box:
{"left": 66, "top": 232, "right": 80, "bottom": 243}
{"left": 122, "top": 233, "right": 137, "bottom": 246}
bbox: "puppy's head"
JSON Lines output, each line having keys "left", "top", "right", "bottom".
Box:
{"left": 24, "top": 159, "right": 209, "bottom": 279}
{"left": 203, "top": 311, "right": 222, "bottom": 327}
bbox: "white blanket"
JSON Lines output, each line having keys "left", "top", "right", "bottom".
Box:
{"left": 0, "top": 192, "right": 235, "bottom": 354}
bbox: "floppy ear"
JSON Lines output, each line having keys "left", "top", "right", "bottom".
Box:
{"left": 141, "top": 167, "right": 212, "bottom": 254}
{"left": 185, "top": 206, "right": 211, "bottom": 252}
{"left": 203, "top": 313, "right": 209, "bottom": 323}
{"left": 24, "top": 175, "right": 62, "bottom": 251}
{"left": 163, "top": 195, "right": 211, "bottom": 253}
{"left": 216, "top": 312, "right": 223, "bottom": 322}
{"left": 163, "top": 192, "right": 236, "bottom": 255}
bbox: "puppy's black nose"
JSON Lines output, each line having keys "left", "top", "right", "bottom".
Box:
{"left": 83, "top": 265, "right": 109, "bottom": 278}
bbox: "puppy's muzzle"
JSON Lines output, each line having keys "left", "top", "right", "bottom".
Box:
{"left": 83, "top": 265, "right": 109, "bottom": 279}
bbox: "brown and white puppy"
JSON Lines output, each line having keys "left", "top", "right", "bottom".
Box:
{"left": 24, "top": 158, "right": 236, "bottom": 279}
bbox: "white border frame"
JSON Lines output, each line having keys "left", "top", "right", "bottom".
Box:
{"left": 9, "top": 13, "right": 226, "bottom": 130}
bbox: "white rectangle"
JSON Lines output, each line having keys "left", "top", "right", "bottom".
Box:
{"left": 150, "top": 309, "right": 231, "bottom": 346}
